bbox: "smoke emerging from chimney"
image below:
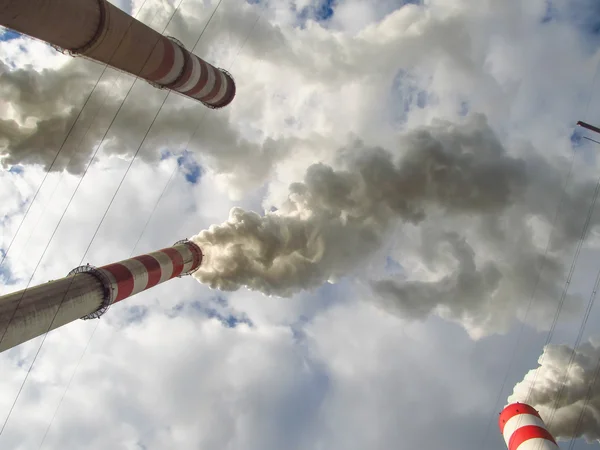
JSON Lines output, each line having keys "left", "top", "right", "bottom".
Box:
{"left": 509, "top": 341, "right": 600, "bottom": 442}
{"left": 191, "top": 114, "right": 594, "bottom": 336}
{"left": 0, "top": 59, "right": 291, "bottom": 195}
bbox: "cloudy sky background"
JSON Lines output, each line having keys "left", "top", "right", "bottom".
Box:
{"left": 2, "top": 0, "right": 600, "bottom": 448}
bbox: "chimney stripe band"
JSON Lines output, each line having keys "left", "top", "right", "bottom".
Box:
{"left": 508, "top": 426, "right": 557, "bottom": 450}
{"left": 177, "top": 244, "right": 195, "bottom": 274}
{"left": 96, "top": 265, "right": 119, "bottom": 303}
{"left": 178, "top": 54, "right": 202, "bottom": 93}
{"left": 511, "top": 439, "right": 559, "bottom": 450}
{"left": 155, "top": 40, "right": 184, "bottom": 85}
{"left": 167, "top": 49, "right": 192, "bottom": 90}
{"left": 101, "top": 263, "right": 135, "bottom": 302}
{"left": 183, "top": 57, "right": 210, "bottom": 97}
{"left": 132, "top": 255, "right": 162, "bottom": 289}
{"left": 90, "top": 242, "right": 200, "bottom": 307}
{"left": 151, "top": 251, "right": 174, "bottom": 282}
{"left": 200, "top": 66, "right": 223, "bottom": 103}
{"left": 146, "top": 37, "right": 175, "bottom": 83}
{"left": 499, "top": 404, "right": 541, "bottom": 433}
{"left": 503, "top": 414, "right": 547, "bottom": 444}
{"left": 119, "top": 258, "right": 150, "bottom": 296}
{"left": 212, "top": 70, "right": 228, "bottom": 104}
{"left": 161, "top": 248, "right": 185, "bottom": 278}
{"left": 189, "top": 243, "right": 202, "bottom": 271}
{"left": 192, "top": 62, "right": 216, "bottom": 99}
{"left": 214, "top": 74, "right": 236, "bottom": 108}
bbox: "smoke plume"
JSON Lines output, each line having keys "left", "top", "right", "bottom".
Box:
{"left": 0, "top": 56, "right": 292, "bottom": 194}
{"left": 509, "top": 341, "right": 600, "bottom": 442}
{"left": 192, "top": 114, "right": 592, "bottom": 335}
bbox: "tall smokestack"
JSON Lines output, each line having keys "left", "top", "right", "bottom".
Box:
{"left": 0, "top": 0, "right": 236, "bottom": 108}
{"left": 0, "top": 240, "right": 202, "bottom": 353}
{"left": 577, "top": 121, "right": 600, "bottom": 135}
{"left": 499, "top": 403, "right": 559, "bottom": 450}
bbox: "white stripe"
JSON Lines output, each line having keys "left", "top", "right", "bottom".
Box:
{"left": 503, "top": 414, "right": 547, "bottom": 444}
{"left": 97, "top": 268, "right": 119, "bottom": 304}
{"left": 178, "top": 55, "right": 202, "bottom": 93}
{"left": 150, "top": 251, "right": 173, "bottom": 283}
{"left": 118, "top": 259, "right": 149, "bottom": 296}
{"left": 175, "top": 244, "right": 195, "bottom": 274}
{"left": 155, "top": 40, "right": 185, "bottom": 85}
{"left": 181, "top": 259, "right": 194, "bottom": 274}
{"left": 211, "top": 70, "right": 228, "bottom": 104}
{"left": 193, "top": 64, "right": 216, "bottom": 99}
{"left": 514, "top": 438, "right": 559, "bottom": 450}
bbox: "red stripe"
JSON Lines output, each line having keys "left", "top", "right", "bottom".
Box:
{"left": 146, "top": 37, "right": 175, "bottom": 83}
{"left": 577, "top": 121, "right": 600, "bottom": 135}
{"left": 183, "top": 57, "right": 209, "bottom": 96}
{"left": 161, "top": 248, "right": 184, "bottom": 278}
{"left": 167, "top": 49, "right": 192, "bottom": 90}
{"left": 212, "top": 72, "right": 235, "bottom": 108}
{"left": 508, "top": 426, "right": 556, "bottom": 450}
{"left": 499, "top": 404, "right": 541, "bottom": 433}
{"left": 200, "top": 67, "right": 223, "bottom": 103}
{"left": 101, "top": 263, "right": 134, "bottom": 302}
{"left": 187, "top": 242, "right": 203, "bottom": 271}
{"left": 132, "top": 254, "right": 162, "bottom": 289}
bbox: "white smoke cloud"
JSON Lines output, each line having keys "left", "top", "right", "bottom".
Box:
{"left": 0, "top": 56, "right": 303, "bottom": 196}
{"left": 192, "top": 113, "right": 594, "bottom": 336}
{"left": 509, "top": 340, "right": 600, "bottom": 442}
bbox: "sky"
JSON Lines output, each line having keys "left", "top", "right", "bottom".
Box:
{"left": 1, "top": 0, "right": 600, "bottom": 449}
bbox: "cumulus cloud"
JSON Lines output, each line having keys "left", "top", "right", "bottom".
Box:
{"left": 509, "top": 340, "right": 600, "bottom": 442}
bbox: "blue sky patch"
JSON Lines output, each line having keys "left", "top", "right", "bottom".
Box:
{"left": 290, "top": 315, "right": 311, "bottom": 343}
{"left": 160, "top": 150, "right": 173, "bottom": 161}
{"left": 0, "top": 257, "right": 17, "bottom": 285}
{"left": 570, "top": 129, "right": 584, "bottom": 147}
{"left": 390, "top": 69, "right": 430, "bottom": 126}
{"left": 0, "top": 28, "right": 21, "bottom": 42}
{"left": 198, "top": 297, "right": 254, "bottom": 328}
{"left": 572, "top": 0, "right": 600, "bottom": 36}
{"left": 294, "top": 0, "right": 337, "bottom": 27}
{"left": 314, "top": 0, "right": 336, "bottom": 21}
{"left": 385, "top": 256, "right": 404, "bottom": 274}
{"left": 8, "top": 165, "right": 24, "bottom": 174}
{"left": 176, "top": 151, "right": 203, "bottom": 185}
{"left": 205, "top": 308, "right": 253, "bottom": 328}
{"left": 541, "top": 0, "right": 600, "bottom": 38}
{"left": 572, "top": 128, "right": 600, "bottom": 165}
{"left": 123, "top": 305, "right": 149, "bottom": 324}
{"left": 541, "top": 0, "right": 557, "bottom": 23}
{"left": 171, "top": 298, "right": 253, "bottom": 328}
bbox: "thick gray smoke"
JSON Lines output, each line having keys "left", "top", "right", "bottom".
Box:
{"left": 0, "top": 55, "right": 291, "bottom": 194}
{"left": 509, "top": 341, "right": 600, "bottom": 442}
{"left": 192, "top": 114, "right": 591, "bottom": 336}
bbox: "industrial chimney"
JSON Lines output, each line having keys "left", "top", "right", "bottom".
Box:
{"left": 499, "top": 403, "right": 559, "bottom": 450}
{"left": 0, "top": 0, "right": 236, "bottom": 108}
{"left": 0, "top": 240, "right": 202, "bottom": 353}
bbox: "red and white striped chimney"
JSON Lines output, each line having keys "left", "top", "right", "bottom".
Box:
{"left": 0, "top": 0, "right": 236, "bottom": 108}
{"left": 0, "top": 240, "right": 202, "bottom": 352}
{"left": 499, "top": 403, "right": 559, "bottom": 450}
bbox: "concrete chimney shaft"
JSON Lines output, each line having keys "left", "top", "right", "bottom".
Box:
{"left": 0, "top": 240, "right": 202, "bottom": 352}
{"left": 0, "top": 0, "right": 236, "bottom": 108}
{"left": 499, "top": 403, "right": 559, "bottom": 450}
